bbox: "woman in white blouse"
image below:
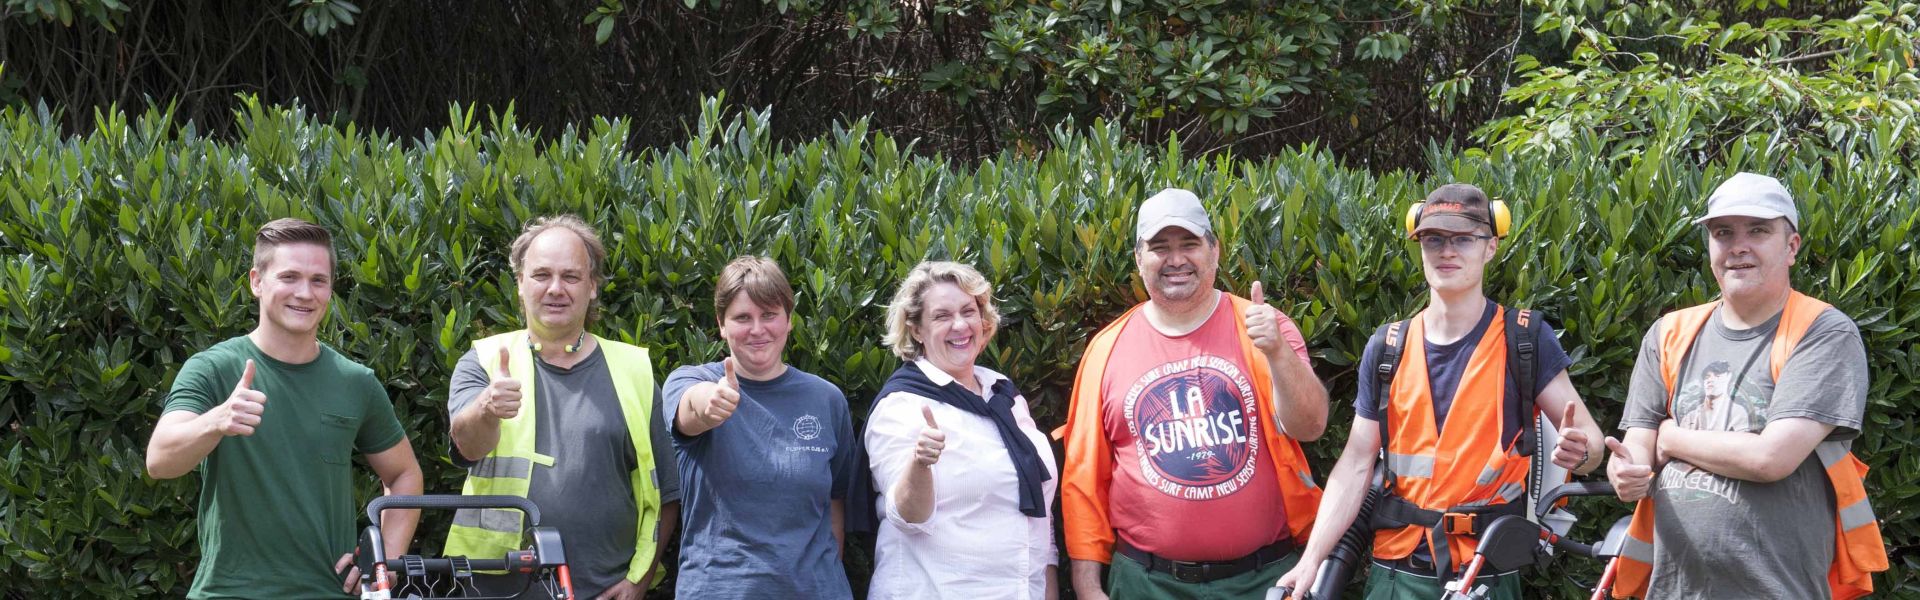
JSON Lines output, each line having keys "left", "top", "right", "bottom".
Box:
{"left": 852, "top": 261, "right": 1059, "bottom": 600}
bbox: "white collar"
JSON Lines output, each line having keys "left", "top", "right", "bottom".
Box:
{"left": 912, "top": 357, "right": 1006, "bottom": 393}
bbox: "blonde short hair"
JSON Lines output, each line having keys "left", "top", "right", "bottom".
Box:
{"left": 508, "top": 215, "right": 607, "bottom": 284}
{"left": 883, "top": 261, "right": 1001, "bottom": 361}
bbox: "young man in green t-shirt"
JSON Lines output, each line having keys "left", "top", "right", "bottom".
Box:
{"left": 146, "top": 218, "right": 423, "bottom": 599}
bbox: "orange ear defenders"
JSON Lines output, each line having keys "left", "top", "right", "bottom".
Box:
{"left": 1403, "top": 199, "right": 1511, "bottom": 238}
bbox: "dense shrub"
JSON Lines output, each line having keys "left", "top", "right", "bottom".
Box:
{"left": 1, "top": 97, "right": 1914, "bottom": 597}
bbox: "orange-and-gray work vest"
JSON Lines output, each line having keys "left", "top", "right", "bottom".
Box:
{"left": 1369, "top": 305, "right": 1541, "bottom": 578}
{"left": 1611, "top": 291, "right": 1887, "bottom": 599}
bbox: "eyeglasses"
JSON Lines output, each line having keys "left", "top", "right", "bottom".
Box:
{"left": 1417, "top": 234, "right": 1494, "bottom": 251}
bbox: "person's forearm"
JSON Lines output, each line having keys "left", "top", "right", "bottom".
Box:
{"left": 1662, "top": 427, "right": 1805, "bottom": 482}
{"left": 1268, "top": 353, "right": 1329, "bottom": 441}
{"left": 888, "top": 462, "right": 937, "bottom": 523}
{"left": 146, "top": 412, "right": 223, "bottom": 479}
{"left": 378, "top": 466, "right": 425, "bottom": 557}
{"left": 1574, "top": 422, "right": 1605, "bottom": 475}
{"left": 1070, "top": 559, "right": 1106, "bottom": 598}
{"left": 643, "top": 501, "right": 680, "bottom": 583}
{"left": 1297, "top": 451, "right": 1373, "bottom": 563}
{"left": 449, "top": 401, "right": 501, "bottom": 461}
{"left": 673, "top": 383, "right": 716, "bottom": 436}
{"left": 1045, "top": 565, "right": 1058, "bottom": 600}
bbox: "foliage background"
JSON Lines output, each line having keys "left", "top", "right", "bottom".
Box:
{"left": 0, "top": 96, "right": 1916, "bottom": 598}
{"left": 3, "top": 1, "right": 1915, "bottom": 167}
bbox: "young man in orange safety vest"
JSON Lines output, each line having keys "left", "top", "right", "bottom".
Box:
{"left": 1605, "top": 172, "right": 1886, "bottom": 599}
{"left": 1274, "top": 183, "right": 1604, "bottom": 599}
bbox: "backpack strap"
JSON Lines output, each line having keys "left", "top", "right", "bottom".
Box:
{"left": 1505, "top": 306, "right": 1545, "bottom": 521}
{"left": 1376, "top": 318, "right": 1410, "bottom": 489}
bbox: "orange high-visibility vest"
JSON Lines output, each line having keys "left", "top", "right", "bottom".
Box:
{"left": 1612, "top": 291, "right": 1886, "bottom": 599}
{"left": 1053, "top": 293, "right": 1322, "bottom": 563}
{"left": 1373, "top": 306, "right": 1533, "bottom": 573}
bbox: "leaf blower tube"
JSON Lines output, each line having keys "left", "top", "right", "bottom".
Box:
{"left": 1308, "top": 460, "right": 1388, "bottom": 599}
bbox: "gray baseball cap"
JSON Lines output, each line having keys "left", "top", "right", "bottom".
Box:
{"left": 1136, "top": 188, "right": 1213, "bottom": 241}
{"left": 1695, "top": 172, "right": 1799, "bottom": 230}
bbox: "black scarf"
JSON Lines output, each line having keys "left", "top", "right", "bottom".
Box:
{"left": 848, "top": 363, "right": 1052, "bottom": 533}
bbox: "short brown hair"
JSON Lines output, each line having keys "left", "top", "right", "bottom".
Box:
{"left": 883, "top": 261, "right": 1000, "bottom": 361}
{"left": 509, "top": 215, "right": 607, "bottom": 284}
{"left": 253, "top": 218, "right": 335, "bottom": 272}
{"left": 714, "top": 256, "right": 796, "bottom": 317}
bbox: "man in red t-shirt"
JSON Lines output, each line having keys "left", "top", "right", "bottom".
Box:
{"left": 1058, "top": 188, "right": 1330, "bottom": 599}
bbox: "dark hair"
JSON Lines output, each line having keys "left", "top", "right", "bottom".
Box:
{"left": 253, "top": 218, "right": 335, "bottom": 271}
{"left": 1704, "top": 361, "right": 1732, "bottom": 376}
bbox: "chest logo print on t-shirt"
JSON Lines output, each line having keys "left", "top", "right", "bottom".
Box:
{"left": 793, "top": 414, "right": 822, "bottom": 441}
{"left": 1123, "top": 355, "right": 1261, "bottom": 500}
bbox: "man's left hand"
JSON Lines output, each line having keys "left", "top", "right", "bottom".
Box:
{"left": 1244, "top": 281, "right": 1288, "bottom": 359}
{"left": 596, "top": 577, "right": 645, "bottom": 600}
{"left": 1552, "top": 401, "right": 1590, "bottom": 470}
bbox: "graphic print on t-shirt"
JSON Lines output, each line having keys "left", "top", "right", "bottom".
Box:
{"left": 1123, "top": 354, "right": 1261, "bottom": 500}
{"left": 1662, "top": 349, "right": 1771, "bottom": 505}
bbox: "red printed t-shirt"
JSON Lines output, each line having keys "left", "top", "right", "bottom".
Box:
{"left": 1101, "top": 295, "right": 1310, "bottom": 561}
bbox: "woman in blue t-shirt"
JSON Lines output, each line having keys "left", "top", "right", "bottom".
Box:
{"left": 662, "top": 256, "right": 856, "bottom": 599}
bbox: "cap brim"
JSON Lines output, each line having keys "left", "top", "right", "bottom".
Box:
{"left": 1138, "top": 218, "right": 1211, "bottom": 241}
{"left": 1410, "top": 214, "right": 1486, "bottom": 238}
{"left": 1693, "top": 205, "right": 1788, "bottom": 226}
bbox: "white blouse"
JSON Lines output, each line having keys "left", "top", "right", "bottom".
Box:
{"left": 865, "top": 359, "right": 1059, "bottom": 600}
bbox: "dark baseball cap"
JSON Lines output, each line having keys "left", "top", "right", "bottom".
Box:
{"left": 1411, "top": 183, "right": 1496, "bottom": 238}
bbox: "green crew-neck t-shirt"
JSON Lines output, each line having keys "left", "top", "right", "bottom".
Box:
{"left": 164, "top": 336, "right": 406, "bottom": 599}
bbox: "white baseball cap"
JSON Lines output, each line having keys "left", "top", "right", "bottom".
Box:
{"left": 1695, "top": 172, "right": 1799, "bottom": 230}
{"left": 1136, "top": 188, "right": 1213, "bottom": 241}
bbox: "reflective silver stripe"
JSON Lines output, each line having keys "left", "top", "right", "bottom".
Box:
{"left": 1839, "top": 498, "right": 1877, "bottom": 531}
{"left": 1457, "top": 482, "right": 1526, "bottom": 508}
{"left": 1476, "top": 466, "right": 1502, "bottom": 486}
{"left": 470, "top": 456, "right": 534, "bottom": 480}
{"left": 1622, "top": 533, "right": 1654, "bottom": 562}
{"left": 1815, "top": 441, "right": 1848, "bottom": 469}
{"left": 452, "top": 508, "right": 524, "bottom": 533}
{"left": 1297, "top": 470, "right": 1321, "bottom": 490}
{"left": 1388, "top": 453, "right": 1435, "bottom": 478}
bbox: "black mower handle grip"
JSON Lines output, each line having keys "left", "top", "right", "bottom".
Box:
{"left": 366, "top": 495, "right": 541, "bottom": 526}
{"left": 1536, "top": 481, "right": 1615, "bottom": 517}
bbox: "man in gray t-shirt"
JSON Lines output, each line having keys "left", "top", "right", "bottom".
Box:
{"left": 448, "top": 347, "right": 681, "bottom": 598}
{"left": 1608, "top": 173, "right": 1875, "bottom": 598}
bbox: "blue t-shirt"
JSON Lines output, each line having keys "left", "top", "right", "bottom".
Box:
{"left": 1354, "top": 299, "right": 1573, "bottom": 441}
{"left": 661, "top": 362, "right": 856, "bottom": 600}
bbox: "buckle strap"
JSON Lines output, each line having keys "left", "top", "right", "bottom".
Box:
{"left": 1115, "top": 537, "right": 1298, "bottom": 584}
{"left": 1372, "top": 495, "right": 1526, "bottom": 579}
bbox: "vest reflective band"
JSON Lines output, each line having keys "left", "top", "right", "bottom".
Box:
{"left": 444, "top": 331, "right": 665, "bottom": 583}
{"left": 1374, "top": 307, "right": 1531, "bottom": 572}
{"left": 1612, "top": 292, "right": 1886, "bottom": 599}
{"left": 1053, "top": 293, "right": 1322, "bottom": 563}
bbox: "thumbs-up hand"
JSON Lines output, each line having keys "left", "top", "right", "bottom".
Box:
{"left": 212, "top": 359, "right": 267, "bottom": 436}
{"left": 1551, "top": 401, "right": 1591, "bottom": 470}
{"left": 481, "top": 346, "right": 523, "bottom": 420}
{"left": 1243, "top": 281, "right": 1287, "bottom": 358}
{"left": 1605, "top": 436, "right": 1655, "bottom": 502}
{"left": 913, "top": 404, "right": 946, "bottom": 467}
{"left": 698, "top": 357, "right": 742, "bottom": 429}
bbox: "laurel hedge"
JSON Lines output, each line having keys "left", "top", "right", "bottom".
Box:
{"left": 1, "top": 97, "right": 1915, "bottom": 598}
